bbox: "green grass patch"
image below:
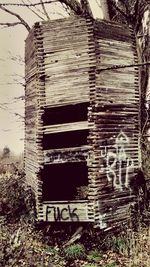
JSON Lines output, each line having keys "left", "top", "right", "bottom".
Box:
{"left": 63, "top": 243, "right": 86, "bottom": 260}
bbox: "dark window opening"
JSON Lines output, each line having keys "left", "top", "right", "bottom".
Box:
{"left": 43, "top": 129, "right": 88, "bottom": 150}
{"left": 42, "top": 162, "right": 88, "bottom": 201}
{"left": 43, "top": 103, "right": 88, "bottom": 126}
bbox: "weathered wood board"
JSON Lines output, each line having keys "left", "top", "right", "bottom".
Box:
{"left": 44, "top": 146, "right": 90, "bottom": 165}
{"left": 42, "top": 201, "right": 92, "bottom": 222}
{"left": 41, "top": 17, "right": 95, "bottom": 107}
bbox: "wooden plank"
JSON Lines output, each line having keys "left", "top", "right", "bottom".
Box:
{"left": 44, "top": 146, "right": 90, "bottom": 165}
{"left": 43, "top": 201, "right": 92, "bottom": 222}
{"left": 43, "top": 121, "right": 90, "bottom": 134}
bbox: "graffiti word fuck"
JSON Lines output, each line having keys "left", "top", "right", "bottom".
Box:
{"left": 46, "top": 205, "right": 79, "bottom": 222}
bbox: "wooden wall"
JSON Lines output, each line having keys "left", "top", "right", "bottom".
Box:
{"left": 88, "top": 20, "right": 140, "bottom": 228}
{"left": 25, "top": 17, "right": 140, "bottom": 228}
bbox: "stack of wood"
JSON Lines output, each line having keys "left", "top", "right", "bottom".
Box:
{"left": 25, "top": 16, "right": 140, "bottom": 228}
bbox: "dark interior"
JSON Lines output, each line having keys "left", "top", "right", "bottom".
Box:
{"left": 42, "top": 162, "right": 88, "bottom": 201}
{"left": 43, "top": 129, "right": 88, "bottom": 150}
{"left": 43, "top": 103, "right": 88, "bottom": 126}
{"left": 42, "top": 102, "right": 89, "bottom": 201}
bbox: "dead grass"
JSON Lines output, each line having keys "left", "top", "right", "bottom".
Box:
{"left": 0, "top": 160, "right": 150, "bottom": 266}
{"left": 124, "top": 227, "right": 150, "bottom": 267}
{"left": 0, "top": 220, "right": 150, "bottom": 267}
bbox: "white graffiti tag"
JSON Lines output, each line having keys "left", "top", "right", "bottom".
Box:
{"left": 101, "top": 131, "right": 134, "bottom": 190}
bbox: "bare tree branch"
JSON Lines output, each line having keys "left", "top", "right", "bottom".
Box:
{"left": 0, "top": 1, "right": 57, "bottom": 7}
{"left": 14, "top": 96, "right": 25, "bottom": 101}
{"left": 0, "top": 22, "right": 23, "bottom": 28}
{"left": 40, "top": 0, "right": 50, "bottom": 20}
{"left": 61, "top": 2, "right": 71, "bottom": 15}
{"left": 0, "top": 4, "right": 30, "bottom": 31}
{"left": 81, "top": 0, "right": 93, "bottom": 17}
{"left": 134, "top": 0, "right": 140, "bottom": 17}
{"left": 118, "top": 0, "right": 130, "bottom": 14}
{"left": 60, "top": 0, "right": 83, "bottom": 15}
{"left": 0, "top": 0, "right": 94, "bottom": 31}
{"left": 7, "top": 51, "right": 24, "bottom": 64}
{"left": 95, "top": 0, "right": 101, "bottom": 9}
{"left": 28, "top": 0, "right": 46, "bottom": 18}
{"left": 0, "top": 82, "right": 24, "bottom": 86}
{"left": 21, "top": 0, "right": 45, "bottom": 21}
{"left": 108, "top": 0, "right": 129, "bottom": 21}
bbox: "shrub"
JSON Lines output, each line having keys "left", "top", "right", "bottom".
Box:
{"left": 0, "top": 171, "right": 35, "bottom": 223}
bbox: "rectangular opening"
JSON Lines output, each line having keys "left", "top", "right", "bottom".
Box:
{"left": 43, "top": 103, "right": 88, "bottom": 126}
{"left": 43, "top": 129, "right": 88, "bottom": 150}
{"left": 42, "top": 162, "right": 88, "bottom": 201}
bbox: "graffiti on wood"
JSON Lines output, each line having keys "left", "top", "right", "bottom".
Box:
{"left": 46, "top": 205, "right": 79, "bottom": 222}
{"left": 44, "top": 150, "right": 89, "bottom": 164}
{"left": 44, "top": 202, "right": 89, "bottom": 222}
{"left": 100, "top": 131, "right": 134, "bottom": 190}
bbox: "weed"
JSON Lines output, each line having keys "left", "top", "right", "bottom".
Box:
{"left": 87, "top": 249, "right": 102, "bottom": 263}
{"left": 44, "top": 246, "right": 57, "bottom": 255}
{"left": 104, "top": 263, "right": 117, "bottom": 267}
{"left": 104, "top": 235, "right": 127, "bottom": 253}
{"left": 63, "top": 243, "right": 86, "bottom": 260}
{"left": 82, "top": 264, "right": 98, "bottom": 267}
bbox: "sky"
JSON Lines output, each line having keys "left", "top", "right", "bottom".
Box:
{"left": 0, "top": 0, "right": 104, "bottom": 154}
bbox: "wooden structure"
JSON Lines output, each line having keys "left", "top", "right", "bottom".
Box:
{"left": 25, "top": 17, "right": 140, "bottom": 228}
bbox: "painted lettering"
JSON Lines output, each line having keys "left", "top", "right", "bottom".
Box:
{"left": 46, "top": 205, "right": 79, "bottom": 222}
{"left": 100, "top": 131, "right": 134, "bottom": 191}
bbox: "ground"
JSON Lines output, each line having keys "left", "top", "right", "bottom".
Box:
{"left": 0, "top": 163, "right": 150, "bottom": 267}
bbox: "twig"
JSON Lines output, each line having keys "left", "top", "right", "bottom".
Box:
{"left": 60, "top": 0, "right": 83, "bottom": 15}
{"left": 63, "top": 226, "right": 83, "bottom": 247}
{"left": 0, "top": 1, "right": 57, "bottom": 7}
{"left": 141, "top": 108, "right": 149, "bottom": 136}
{"left": 27, "top": 0, "right": 46, "bottom": 18}
{"left": 61, "top": 2, "right": 71, "bottom": 15}
{"left": 95, "top": 0, "right": 101, "bottom": 9}
{"left": 0, "top": 22, "right": 22, "bottom": 28}
{"left": 21, "top": 0, "right": 45, "bottom": 21}
{"left": 81, "top": 0, "right": 93, "bottom": 17}
{"left": 109, "top": 0, "right": 129, "bottom": 21}
{"left": 0, "top": 5, "right": 30, "bottom": 31}
{"left": 40, "top": 0, "right": 50, "bottom": 20}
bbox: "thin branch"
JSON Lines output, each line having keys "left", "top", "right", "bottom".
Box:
{"left": 7, "top": 51, "right": 24, "bottom": 64}
{"left": 0, "top": 22, "right": 22, "bottom": 28}
{"left": 60, "top": 0, "right": 83, "bottom": 15}
{"left": 0, "top": 5, "right": 30, "bottom": 31}
{"left": 0, "top": 1, "right": 57, "bottom": 7}
{"left": 81, "top": 0, "right": 93, "bottom": 17}
{"left": 14, "top": 112, "right": 24, "bottom": 119}
{"left": 141, "top": 108, "right": 149, "bottom": 136}
{"left": 0, "top": 103, "right": 9, "bottom": 109}
{"left": 133, "top": 0, "right": 142, "bottom": 31}
{"left": 40, "top": 0, "right": 50, "bottom": 20}
{"left": 0, "top": 82, "right": 25, "bottom": 86}
{"left": 95, "top": 0, "right": 101, "bottom": 9}
{"left": 109, "top": 0, "right": 129, "bottom": 21}
{"left": 61, "top": 2, "right": 71, "bottom": 15}
{"left": 118, "top": 0, "right": 130, "bottom": 14}
{"left": 21, "top": 0, "right": 45, "bottom": 21}
{"left": 14, "top": 96, "right": 25, "bottom": 101}
{"left": 27, "top": 0, "right": 46, "bottom": 18}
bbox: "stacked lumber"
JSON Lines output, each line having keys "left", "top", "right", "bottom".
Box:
{"left": 25, "top": 17, "right": 140, "bottom": 228}
{"left": 88, "top": 20, "right": 140, "bottom": 228}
